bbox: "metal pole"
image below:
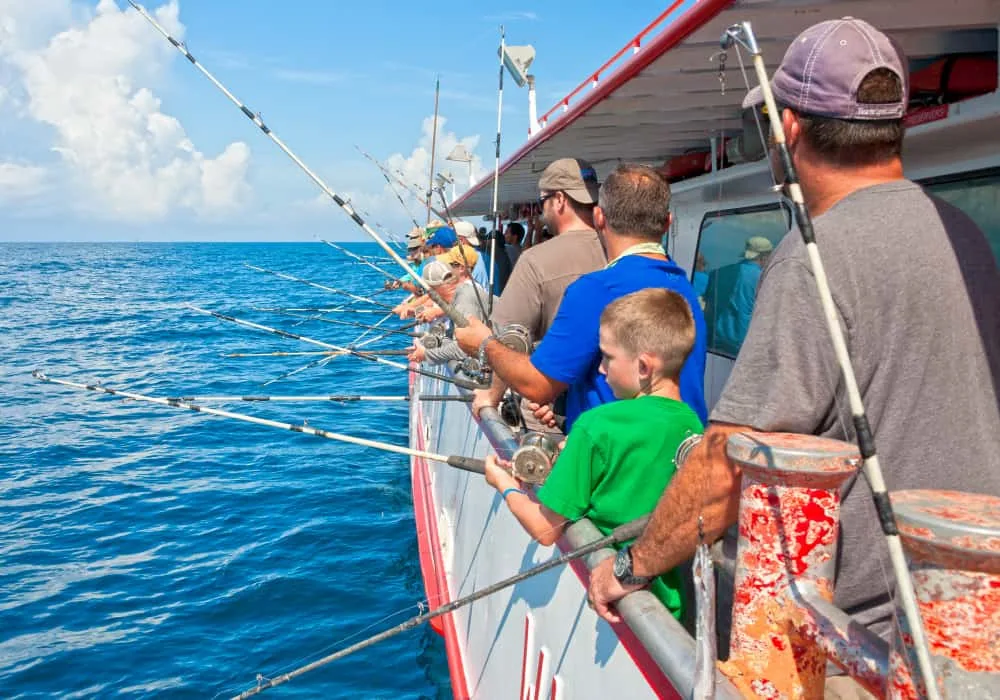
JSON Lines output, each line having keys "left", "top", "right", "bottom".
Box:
{"left": 488, "top": 26, "right": 505, "bottom": 314}
{"left": 426, "top": 76, "right": 440, "bottom": 226}
{"left": 721, "top": 21, "right": 941, "bottom": 699}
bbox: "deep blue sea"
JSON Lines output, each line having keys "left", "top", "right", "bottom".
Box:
{"left": 0, "top": 242, "right": 449, "bottom": 698}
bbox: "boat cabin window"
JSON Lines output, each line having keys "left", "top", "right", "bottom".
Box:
{"left": 922, "top": 169, "right": 1000, "bottom": 266}
{"left": 694, "top": 204, "right": 791, "bottom": 358}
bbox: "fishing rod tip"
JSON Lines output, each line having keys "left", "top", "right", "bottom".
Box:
{"left": 32, "top": 369, "right": 48, "bottom": 381}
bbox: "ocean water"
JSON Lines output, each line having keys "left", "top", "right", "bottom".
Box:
{"left": 0, "top": 242, "right": 449, "bottom": 698}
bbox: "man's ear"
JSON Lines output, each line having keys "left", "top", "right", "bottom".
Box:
{"left": 782, "top": 107, "right": 800, "bottom": 150}
{"left": 594, "top": 205, "right": 606, "bottom": 232}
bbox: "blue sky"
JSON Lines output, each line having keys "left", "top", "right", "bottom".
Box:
{"left": 0, "top": 0, "right": 679, "bottom": 241}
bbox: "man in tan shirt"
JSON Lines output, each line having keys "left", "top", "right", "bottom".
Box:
{"left": 462, "top": 157, "right": 607, "bottom": 432}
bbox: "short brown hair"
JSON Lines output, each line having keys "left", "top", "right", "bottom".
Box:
{"left": 793, "top": 68, "right": 905, "bottom": 166}
{"left": 600, "top": 288, "right": 694, "bottom": 378}
{"left": 597, "top": 164, "right": 671, "bottom": 241}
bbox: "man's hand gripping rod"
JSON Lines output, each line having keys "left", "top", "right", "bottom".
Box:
{"left": 721, "top": 21, "right": 940, "bottom": 698}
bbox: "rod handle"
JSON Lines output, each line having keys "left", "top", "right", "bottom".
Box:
{"left": 446, "top": 455, "right": 486, "bottom": 474}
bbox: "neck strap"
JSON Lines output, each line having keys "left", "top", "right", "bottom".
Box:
{"left": 606, "top": 241, "right": 666, "bottom": 269}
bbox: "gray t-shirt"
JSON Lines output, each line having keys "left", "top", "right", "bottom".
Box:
{"left": 712, "top": 180, "right": 1000, "bottom": 639}
{"left": 491, "top": 228, "right": 606, "bottom": 340}
{"left": 424, "top": 281, "right": 489, "bottom": 364}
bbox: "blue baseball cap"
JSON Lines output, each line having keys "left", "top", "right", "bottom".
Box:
{"left": 425, "top": 226, "right": 457, "bottom": 248}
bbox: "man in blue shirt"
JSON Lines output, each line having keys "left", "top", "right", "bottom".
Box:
{"left": 456, "top": 163, "right": 707, "bottom": 430}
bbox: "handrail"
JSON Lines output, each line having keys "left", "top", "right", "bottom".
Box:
{"left": 564, "top": 519, "right": 743, "bottom": 700}
{"left": 537, "top": 0, "right": 687, "bottom": 128}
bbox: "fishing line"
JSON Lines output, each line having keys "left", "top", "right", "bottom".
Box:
{"left": 126, "top": 1, "right": 467, "bottom": 328}
{"left": 189, "top": 305, "right": 484, "bottom": 391}
{"left": 244, "top": 264, "right": 394, "bottom": 311}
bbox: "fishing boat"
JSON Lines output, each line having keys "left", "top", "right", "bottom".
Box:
{"left": 409, "top": 0, "right": 1000, "bottom": 697}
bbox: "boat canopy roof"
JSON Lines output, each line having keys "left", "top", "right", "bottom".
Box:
{"left": 450, "top": 0, "right": 1000, "bottom": 217}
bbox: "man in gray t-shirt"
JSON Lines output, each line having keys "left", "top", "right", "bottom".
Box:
{"left": 588, "top": 17, "right": 1000, "bottom": 653}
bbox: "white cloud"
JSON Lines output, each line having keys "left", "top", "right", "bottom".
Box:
{"left": 0, "top": 161, "right": 47, "bottom": 201}
{"left": 0, "top": 0, "right": 251, "bottom": 222}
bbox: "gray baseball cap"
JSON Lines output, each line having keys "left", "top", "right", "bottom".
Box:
{"left": 538, "top": 158, "right": 601, "bottom": 204}
{"left": 742, "top": 17, "right": 908, "bottom": 120}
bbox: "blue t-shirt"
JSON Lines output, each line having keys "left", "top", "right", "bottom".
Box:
{"left": 399, "top": 258, "right": 427, "bottom": 283}
{"left": 530, "top": 255, "right": 708, "bottom": 430}
{"left": 713, "top": 259, "right": 761, "bottom": 354}
{"left": 471, "top": 256, "right": 490, "bottom": 291}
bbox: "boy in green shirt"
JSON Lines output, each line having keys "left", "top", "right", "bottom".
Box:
{"left": 484, "top": 287, "right": 703, "bottom": 620}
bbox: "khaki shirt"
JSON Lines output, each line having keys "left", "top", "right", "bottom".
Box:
{"left": 491, "top": 228, "right": 607, "bottom": 340}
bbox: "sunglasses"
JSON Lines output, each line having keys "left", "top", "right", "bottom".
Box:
{"left": 538, "top": 192, "right": 559, "bottom": 205}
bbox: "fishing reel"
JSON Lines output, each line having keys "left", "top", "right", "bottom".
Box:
{"left": 457, "top": 356, "right": 492, "bottom": 386}
{"left": 499, "top": 392, "right": 522, "bottom": 428}
{"left": 495, "top": 323, "right": 533, "bottom": 355}
{"left": 510, "top": 432, "right": 559, "bottom": 485}
{"left": 420, "top": 324, "right": 448, "bottom": 349}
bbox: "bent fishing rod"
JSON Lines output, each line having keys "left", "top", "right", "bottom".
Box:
{"left": 189, "top": 305, "right": 485, "bottom": 391}
{"left": 230, "top": 514, "right": 649, "bottom": 698}
{"left": 227, "top": 349, "right": 412, "bottom": 358}
{"left": 33, "top": 371, "right": 485, "bottom": 474}
{"left": 722, "top": 21, "right": 939, "bottom": 697}
{"left": 355, "top": 146, "right": 452, "bottom": 223}
{"left": 127, "top": 1, "right": 469, "bottom": 329}
{"left": 160, "top": 394, "right": 471, "bottom": 403}
{"left": 321, "top": 240, "right": 399, "bottom": 284}
{"left": 256, "top": 310, "right": 422, "bottom": 340}
{"left": 243, "top": 264, "right": 394, "bottom": 310}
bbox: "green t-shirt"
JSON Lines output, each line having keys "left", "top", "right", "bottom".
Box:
{"left": 536, "top": 395, "right": 703, "bottom": 619}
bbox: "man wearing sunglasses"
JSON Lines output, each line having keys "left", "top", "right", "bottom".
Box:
{"left": 460, "top": 157, "right": 608, "bottom": 434}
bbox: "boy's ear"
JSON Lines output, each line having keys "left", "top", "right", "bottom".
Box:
{"left": 636, "top": 352, "right": 655, "bottom": 380}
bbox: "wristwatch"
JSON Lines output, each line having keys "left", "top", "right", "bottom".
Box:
{"left": 613, "top": 546, "right": 653, "bottom": 587}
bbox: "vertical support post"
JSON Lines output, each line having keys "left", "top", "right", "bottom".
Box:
{"left": 721, "top": 432, "right": 860, "bottom": 699}
{"left": 888, "top": 490, "right": 1000, "bottom": 699}
{"left": 426, "top": 76, "right": 440, "bottom": 226}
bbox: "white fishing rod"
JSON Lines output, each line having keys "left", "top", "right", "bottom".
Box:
{"left": 488, "top": 25, "right": 505, "bottom": 315}
{"left": 321, "top": 240, "right": 399, "bottom": 284}
{"left": 160, "top": 394, "right": 472, "bottom": 403}
{"left": 243, "top": 264, "right": 393, "bottom": 310}
{"left": 33, "top": 371, "right": 485, "bottom": 473}
{"left": 188, "top": 305, "right": 484, "bottom": 391}
{"left": 722, "top": 21, "right": 939, "bottom": 698}
{"left": 355, "top": 146, "right": 452, "bottom": 223}
{"left": 126, "top": 1, "right": 468, "bottom": 328}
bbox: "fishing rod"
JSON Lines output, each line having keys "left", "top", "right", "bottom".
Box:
{"left": 488, "top": 25, "right": 505, "bottom": 316}
{"left": 160, "top": 394, "right": 472, "bottom": 403}
{"left": 126, "top": 1, "right": 469, "bottom": 329}
{"left": 227, "top": 349, "right": 411, "bottom": 358}
{"left": 321, "top": 240, "right": 400, "bottom": 284}
{"left": 230, "top": 515, "right": 649, "bottom": 698}
{"left": 259, "top": 310, "right": 422, "bottom": 339}
{"left": 355, "top": 146, "right": 452, "bottom": 223}
{"left": 254, "top": 307, "right": 389, "bottom": 315}
{"left": 189, "top": 305, "right": 485, "bottom": 391}
{"left": 722, "top": 21, "right": 939, "bottom": 697}
{"left": 33, "top": 371, "right": 486, "bottom": 473}
{"left": 244, "top": 264, "right": 394, "bottom": 311}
